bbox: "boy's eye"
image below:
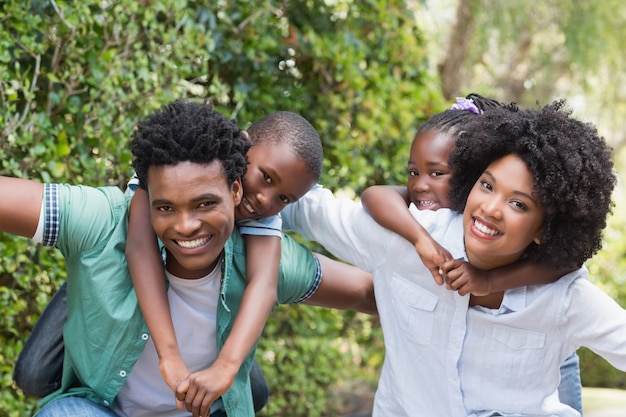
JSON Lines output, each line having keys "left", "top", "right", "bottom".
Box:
{"left": 408, "top": 169, "right": 419, "bottom": 177}
{"left": 263, "top": 172, "right": 272, "bottom": 184}
{"left": 198, "top": 201, "right": 216, "bottom": 209}
{"left": 280, "top": 195, "right": 290, "bottom": 204}
{"left": 157, "top": 206, "right": 173, "bottom": 213}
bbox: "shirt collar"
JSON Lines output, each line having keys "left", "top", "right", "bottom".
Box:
{"left": 499, "top": 286, "right": 528, "bottom": 313}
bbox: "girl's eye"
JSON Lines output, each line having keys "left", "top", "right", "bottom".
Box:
{"left": 430, "top": 170, "right": 445, "bottom": 177}
{"left": 408, "top": 169, "right": 419, "bottom": 177}
{"left": 280, "top": 195, "right": 290, "bottom": 204}
{"left": 263, "top": 172, "right": 272, "bottom": 184}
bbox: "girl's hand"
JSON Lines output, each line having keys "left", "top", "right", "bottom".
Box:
{"left": 439, "top": 259, "right": 491, "bottom": 296}
{"left": 414, "top": 235, "right": 453, "bottom": 285}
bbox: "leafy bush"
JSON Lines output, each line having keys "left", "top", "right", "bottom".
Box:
{"left": 1, "top": 0, "right": 437, "bottom": 415}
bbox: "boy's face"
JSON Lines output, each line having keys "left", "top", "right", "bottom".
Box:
{"left": 407, "top": 130, "right": 455, "bottom": 211}
{"left": 147, "top": 160, "right": 242, "bottom": 279}
{"left": 463, "top": 154, "right": 545, "bottom": 270}
{"left": 237, "top": 141, "right": 316, "bottom": 220}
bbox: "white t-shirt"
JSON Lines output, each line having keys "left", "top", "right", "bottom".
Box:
{"left": 115, "top": 261, "right": 222, "bottom": 416}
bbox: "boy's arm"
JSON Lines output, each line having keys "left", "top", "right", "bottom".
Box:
{"left": 126, "top": 188, "right": 189, "bottom": 400}
{"left": 177, "top": 234, "right": 280, "bottom": 417}
{"left": 0, "top": 177, "right": 43, "bottom": 237}
{"left": 361, "top": 185, "right": 452, "bottom": 284}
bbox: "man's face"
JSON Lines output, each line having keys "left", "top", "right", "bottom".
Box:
{"left": 147, "top": 160, "right": 242, "bottom": 279}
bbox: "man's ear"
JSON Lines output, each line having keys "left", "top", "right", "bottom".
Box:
{"left": 232, "top": 178, "right": 243, "bottom": 206}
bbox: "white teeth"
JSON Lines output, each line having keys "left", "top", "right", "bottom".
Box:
{"left": 243, "top": 198, "right": 255, "bottom": 214}
{"left": 474, "top": 219, "right": 499, "bottom": 236}
{"left": 176, "top": 237, "right": 209, "bottom": 249}
{"left": 418, "top": 200, "right": 436, "bottom": 208}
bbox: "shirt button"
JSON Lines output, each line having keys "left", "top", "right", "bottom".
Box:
{"left": 103, "top": 400, "right": 110, "bottom": 406}
{"left": 141, "top": 333, "right": 149, "bottom": 340}
{"left": 120, "top": 370, "right": 127, "bottom": 377}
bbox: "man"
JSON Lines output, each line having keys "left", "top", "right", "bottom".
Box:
{"left": 1, "top": 101, "right": 354, "bottom": 417}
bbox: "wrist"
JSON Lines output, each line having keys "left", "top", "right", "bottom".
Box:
{"left": 213, "top": 354, "right": 243, "bottom": 377}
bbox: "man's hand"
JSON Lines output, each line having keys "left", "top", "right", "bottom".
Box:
{"left": 439, "top": 259, "right": 491, "bottom": 296}
{"left": 176, "top": 359, "right": 239, "bottom": 417}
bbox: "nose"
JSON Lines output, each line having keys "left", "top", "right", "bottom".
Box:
{"left": 255, "top": 190, "right": 271, "bottom": 211}
{"left": 174, "top": 211, "right": 201, "bottom": 235}
{"left": 481, "top": 195, "right": 503, "bottom": 219}
{"left": 410, "top": 174, "right": 430, "bottom": 193}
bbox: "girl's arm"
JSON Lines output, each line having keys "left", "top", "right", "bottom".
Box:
{"left": 361, "top": 185, "right": 452, "bottom": 284}
{"left": 126, "top": 188, "right": 189, "bottom": 401}
{"left": 177, "top": 234, "right": 279, "bottom": 416}
{"left": 442, "top": 257, "right": 573, "bottom": 297}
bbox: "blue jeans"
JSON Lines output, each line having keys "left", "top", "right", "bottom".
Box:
{"left": 37, "top": 397, "right": 120, "bottom": 417}
{"left": 36, "top": 396, "right": 227, "bottom": 417}
{"left": 558, "top": 352, "right": 583, "bottom": 414}
{"left": 15, "top": 282, "right": 269, "bottom": 412}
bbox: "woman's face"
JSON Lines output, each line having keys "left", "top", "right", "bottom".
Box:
{"left": 463, "top": 154, "right": 546, "bottom": 270}
{"left": 407, "top": 129, "right": 456, "bottom": 211}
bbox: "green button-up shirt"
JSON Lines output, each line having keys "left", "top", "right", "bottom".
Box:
{"left": 37, "top": 183, "right": 318, "bottom": 416}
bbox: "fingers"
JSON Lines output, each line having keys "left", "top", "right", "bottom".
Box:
{"left": 429, "top": 266, "right": 444, "bottom": 285}
{"left": 176, "top": 378, "right": 190, "bottom": 403}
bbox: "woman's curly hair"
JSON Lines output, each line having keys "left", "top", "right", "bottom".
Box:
{"left": 131, "top": 100, "right": 251, "bottom": 189}
{"left": 448, "top": 100, "right": 616, "bottom": 269}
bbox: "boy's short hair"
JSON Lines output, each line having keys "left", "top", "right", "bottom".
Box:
{"left": 448, "top": 100, "right": 616, "bottom": 269}
{"left": 246, "top": 111, "right": 323, "bottom": 182}
{"left": 130, "top": 100, "right": 251, "bottom": 189}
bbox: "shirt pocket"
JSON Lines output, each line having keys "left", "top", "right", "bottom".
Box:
{"left": 489, "top": 324, "right": 546, "bottom": 377}
{"left": 391, "top": 274, "right": 439, "bottom": 345}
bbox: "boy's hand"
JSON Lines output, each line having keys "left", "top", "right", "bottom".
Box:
{"left": 414, "top": 235, "right": 453, "bottom": 285}
{"left": 176, "top": 359, "right": 239, "bottom": 417}
{"left": 159, "top": 356, "right": 191, "bottom": 409}
{"left": 440, "top": 259, "right": 491, "bottom": 296}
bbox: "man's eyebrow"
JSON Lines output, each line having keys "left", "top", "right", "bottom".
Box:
{"left": 151, "top": 193, "right": 222, "bottom": 206}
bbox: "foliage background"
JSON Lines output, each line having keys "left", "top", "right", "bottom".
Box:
{"left": 0, "top": 1, "right": 624, "bottom": 416}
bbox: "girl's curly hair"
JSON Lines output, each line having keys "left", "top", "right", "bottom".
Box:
{"left": 130, "top": 100, "right": 251, "bottom": 189}
{"left": 448, "top": 100, "right": 616, "bottom": 269}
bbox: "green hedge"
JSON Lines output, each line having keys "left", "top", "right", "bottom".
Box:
{"left": 0, "top": 1, "right": 437, "bottom": 415}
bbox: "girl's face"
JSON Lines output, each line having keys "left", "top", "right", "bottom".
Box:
{"left": 237, "top": 141, "right": 316, "bottom": 220}
{"left": 463, "top": 154, "right": 545, "bottom": 270}
{"left": 407, "top": 129, "right": 455, "bottom": 211}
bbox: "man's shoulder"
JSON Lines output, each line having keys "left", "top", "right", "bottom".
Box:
{"left": 54, "top": 184, "right": 130, "bottom": 248}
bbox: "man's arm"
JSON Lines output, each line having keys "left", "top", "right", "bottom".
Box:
{"left": 0, "top": 177, "right": 43, "bottom": 238}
